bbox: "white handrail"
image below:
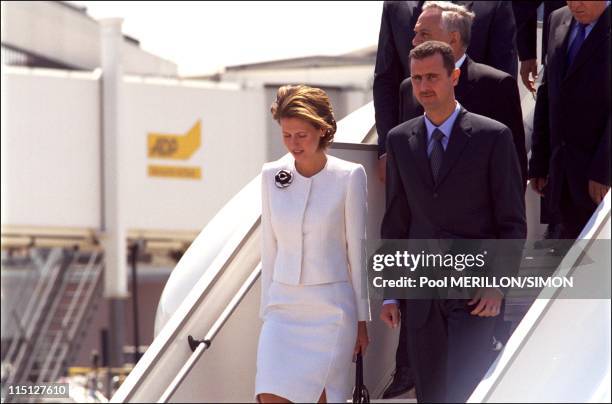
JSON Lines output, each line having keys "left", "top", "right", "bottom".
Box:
{"left": 157, "top": 265, "right": 261, "bottom": 403}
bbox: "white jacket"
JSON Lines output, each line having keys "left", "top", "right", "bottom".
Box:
{"left": 260, "top": 155, "right": 371, "bottom": 321}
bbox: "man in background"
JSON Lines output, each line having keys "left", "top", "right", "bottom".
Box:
{"left": 513, "top": 0, "right": 566, "bottom": 242}
{"left": 529, "top": 1, "right": 611, "bottom": 240}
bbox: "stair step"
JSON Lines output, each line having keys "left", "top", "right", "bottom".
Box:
{"left": 47, "top": 326, "right": 66, "bottom": 334}
{"left": 49, "top": 318, "right": 74, "bottom": 327}
{"left": 35, "top": 350, "right": 64, "bottom": 360}
{"left": 29, "top": 365, "right": 64, "bottom": 378}
{"left": 64, "top": 289, "right": 89, "bottom": 296}
{"left": 35, "top": 342, "right": 63, "bottom": 352}
{"left": 63, "top": 285, "right": 89, "bottom": 300}
{"left": 35, "top": 345, "right": 57, "bottom": 354}
{"left": 64, "top": 274, "right": 97, "bottom": 283}
{"left": 34, "top": 357, "right": 60, "bottom": 367}
{"left": 47, "top": 326, "right": 74, "bottom": 336}
{"left": 45, "top": 330, "right": 68, "bottom": 338}
{"left": 75, "top": 255, "right": 97, "bottom": 264}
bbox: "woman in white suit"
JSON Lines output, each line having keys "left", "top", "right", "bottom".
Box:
{"left": 256, "top": 85, "right": 371, "bottom": 403}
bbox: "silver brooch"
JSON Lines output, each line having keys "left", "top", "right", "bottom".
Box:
{"left": 274, "top": 169, "right": 293, "bottom": 189}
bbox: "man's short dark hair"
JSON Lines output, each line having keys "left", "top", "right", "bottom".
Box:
{"left": 409, "top": 41, "right": 456, "bottom": 76}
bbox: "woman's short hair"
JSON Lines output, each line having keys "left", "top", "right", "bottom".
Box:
{"left": 270, "top": 85, "right": 337, "bottom": 150}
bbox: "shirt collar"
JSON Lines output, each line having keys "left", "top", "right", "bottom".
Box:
{"left": 455, "top": 53, "right": 467, "bottom": 69}
{"left": 424, "top": 101, "right": 462, "bottom": 139}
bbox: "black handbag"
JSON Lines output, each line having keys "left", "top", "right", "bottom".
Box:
{"left": 352, "top": 353, "right": 370, "bottom": 403}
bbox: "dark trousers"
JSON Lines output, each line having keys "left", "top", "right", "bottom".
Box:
{"left": 395, "top": 300, "right": 410, "bottom": 369}
{"left": 406, "top": 300, "right": 497, "bottom": 403}
{"left": 540, "top": 195, "right": 557, "bottom": 224}
{"left": 559, "top": 178, "right": 597, "bottom": 239}
{"left": 396, "top": 301, "right": 509, "bottom": 368}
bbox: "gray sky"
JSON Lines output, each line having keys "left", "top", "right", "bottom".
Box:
{"left": 72, "top": 1, "right": 383, "bottom": 76}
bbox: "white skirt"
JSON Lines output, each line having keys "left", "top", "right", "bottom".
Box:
{"left": 255, "top": 280, "right": 357, "bottom": 403}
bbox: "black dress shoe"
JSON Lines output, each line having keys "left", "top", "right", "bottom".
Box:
{"left": 382, "top": 367, "right": 415, "bottom": 399}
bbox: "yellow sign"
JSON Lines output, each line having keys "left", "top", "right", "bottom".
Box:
{"left": 148, "top": 120, "right": 201, "bottom": 160}
{"left": 148, "top": 165, "right": 201, "bottom": 179}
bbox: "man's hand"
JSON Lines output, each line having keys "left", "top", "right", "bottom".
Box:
{"left": 529, "top": 177, "right": 548, "bottom": 196}
{"left": 588, "top": 180, "right": 610, "bottom": 205}
{"left": 380, "top": 303, "right": 400, "bottom": 328}
{"left": 467, "top": 288, "right": 503, "bottom": 317}
{"left": 377, "top": 156, "right": 387, "bottom": 183}
{"left": 520, "top": 58, "right": 538, "bottom": 93}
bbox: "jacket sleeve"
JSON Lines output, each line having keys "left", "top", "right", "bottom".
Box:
{"left": 528, "top": 71, "right": 551, "bottom": 179}
{"left": 381, "top": 134, "right": 411, "bottom": 239}
{"left": 259, "top": 170, "right": 277, "bottom": 319}
{"left": 488, "top": 127, "right": 527, "bottom": 285}
{"left": 345, "top": 165, "right": 371, "bottom": 322}
{"left": 490, "top": 127, "right": 528, "bottom": 240}
{"left": 380, "top": 135, "right": 412, "bottom": 300}
{"left": 499, "top": 75, "right": 528, "bottom": 187}
{"left": 486, "top": 1, "right": 519, "bottom": 78}
{"left": 512, "top": 1, "right": 541, "bottom": 61}
{"left": 588, "top": 115, "right": 611, "bottom": 186}
{"left": 374, "top": 2, "right": 403, "bottom": 158}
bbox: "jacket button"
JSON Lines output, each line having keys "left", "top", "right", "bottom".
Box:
{"left": 433, "top": 193, "right": 438, "bottom": 198}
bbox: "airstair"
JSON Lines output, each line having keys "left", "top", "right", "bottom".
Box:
{"left": 1, "top": 247, "right": 104, "bottom": 394}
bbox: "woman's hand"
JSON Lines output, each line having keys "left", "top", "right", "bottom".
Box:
{"left": 353, "top": 321, "right": 369, "bottom": 360}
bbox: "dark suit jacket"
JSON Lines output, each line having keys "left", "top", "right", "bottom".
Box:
{"left": 374, "top": 1, "right": 518, "bottom": 157}
{"left": 398, "top": 56, "right": 528, "bottom": 185}
{"left": 513, "top": 1, "right": 566, "bottom": 62}
{"left": 529, "top": 6, "right": 611, "bottom": 213}
{"left": 381, "top": 108, "right": 527, "bottom": 328}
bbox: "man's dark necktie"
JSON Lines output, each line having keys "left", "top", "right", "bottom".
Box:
{"left": 430, "top": 128, "right": 445, "bottom": 183}
{"left": 567, "top": 23, "right": 587, "bottom": 69}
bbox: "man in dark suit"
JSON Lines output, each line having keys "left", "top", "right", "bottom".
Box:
{"left": 374, "top": 1, "right": 518, "bottom": 182}
{"left": 513, "top": 1, "right": 566, "bottom": 243}
{"left": 379, "top": 41, "right": 526, "bottom": 403}
{"left": 399, "top": 2, "right": 527, "bottom": 184}
{"left": 380, "top": 4, "right": 527, "bottom": 398}
{"left": 529, "top": 2, "right": 611, "bottom": 240}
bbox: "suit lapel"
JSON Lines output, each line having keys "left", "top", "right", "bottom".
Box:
{"left": 408, "top": 119, "right": 434, "bottom": 189}
{"left": 435, "top": 109, "right": 472, "bottom": 188}
{"left": 551, "top": 12, "right": 572, "bottom": 82}
{"left": 565, "top": 7, "right": 611, "bottom": 80}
